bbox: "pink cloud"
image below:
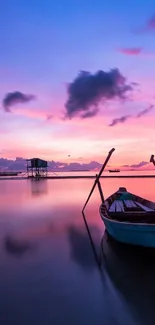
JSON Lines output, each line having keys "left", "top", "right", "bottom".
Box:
{"left": 118, "top": 48, "right": 142, "bottom": 55}
{"left": 12, "top": 107, "right": 52, "bottom": 121}
{"left": 118, "top": 48, "right": 155, "bottom": 58}
{"left": 4, "top": 99, "right": 63, "bottom": 122}
{"left": 1, "top": 114, "right": 155, "bottom": 167}
{"left": 46, "top": 114, "right": 53, "bottom": 121}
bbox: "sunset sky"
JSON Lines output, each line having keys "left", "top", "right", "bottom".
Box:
{"left": 1, "top": 0, "right": 155, "bottom": 167}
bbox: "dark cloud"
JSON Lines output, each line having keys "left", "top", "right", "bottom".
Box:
{"left": 109, "top": 104, "right": 153, "bottom": 127}
{"left": 65, "top": 68, "right": 134, "bottom": 119}
{"left": 121, "top": 162, "right": 149, "bottom": 168}
{"left": 132, "top": 82, "right": 139, "bottom": 86}
{"left": 0, "top": 157, "right": 151, "bottom": 172}
{"left": 3, "top": 91, "right": 36, "bottom": 112}
{"left": 109, "top": 115, "right": 130, "bottom": 127}
{"left": 81, "top": 107, "right": 99, "bottom": 118}
{"left": 135, "top": 14, "right": 155, "bottom": 33}
{"left": 137, "top": 105, "right": 154, "bottom": 118}
{"left": 0, "top": 157, "right": 103, "bottom": 172}
{"left": 145, "top": 15, "right": 155, "bottom": 31}
{"left": 130, "top": 161, "right": 149, "bottom": 168}
{"left": 118, "top": 48, "right": 142, "bottom": 55}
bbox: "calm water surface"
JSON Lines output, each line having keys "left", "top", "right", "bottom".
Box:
{"left": 0, "top": 177, "right": 155, "bottom": 325}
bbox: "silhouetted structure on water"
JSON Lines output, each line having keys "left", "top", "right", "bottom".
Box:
{"left": 26, "top": 158, "right": 48, "bottom": 178}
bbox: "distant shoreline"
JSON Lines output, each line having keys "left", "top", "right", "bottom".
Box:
{"left": 0, "top": 174, "right": 155, "bottom": 180}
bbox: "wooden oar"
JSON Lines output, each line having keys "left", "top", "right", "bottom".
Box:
{"left": 82, "top": 148, "right": 115, "bottom": 212}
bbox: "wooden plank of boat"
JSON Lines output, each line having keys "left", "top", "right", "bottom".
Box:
{"left": 123, "top": 200, "right": 137, "bottom": 209}
{"left": 135, "top": 201, "right": 154, "bottom": 212}
{"left": 115, "top": 200, "right": 124, "bottom": 212}
{"left": 109, "top": 200, "right": 124, "bottom": 212}
{"left": 109, "top": 201, "right": 116, "bottom": 212}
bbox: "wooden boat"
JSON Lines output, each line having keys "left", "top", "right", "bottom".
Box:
{"left": 83, "top": 148, "right": 155, "bottom": 248}
{"left": 100, "top": 187, "right": 155, "bottom": 248}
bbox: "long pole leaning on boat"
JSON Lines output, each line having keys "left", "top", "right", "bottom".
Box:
{"left": 82, "top": 148, "right": 115, "bottom": 213}
{"left": 150, "top": 154, "right": 155, "bottom": 166}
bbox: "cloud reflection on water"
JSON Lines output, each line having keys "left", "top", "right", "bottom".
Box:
{"left": 4, "top": 235, "right": 34, "bottom": 257}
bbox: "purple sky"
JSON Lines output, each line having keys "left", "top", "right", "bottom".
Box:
{"left": 1, "top": 0, "right": 155, "bottom": 166}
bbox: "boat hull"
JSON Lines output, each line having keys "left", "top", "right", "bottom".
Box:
{"left": 101, "top": 213, "right": 155, "bottom": 248}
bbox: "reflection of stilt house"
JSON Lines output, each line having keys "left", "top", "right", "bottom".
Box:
{"left": 26, "top": 158, "right": 48, "bottom": 178}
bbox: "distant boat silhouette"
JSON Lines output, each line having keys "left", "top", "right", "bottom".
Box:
{"left": 0, "top": 171, "right": 19, "bottom": 176}
{"left": 109, "top": 169, "right": 120, "bottom": 172}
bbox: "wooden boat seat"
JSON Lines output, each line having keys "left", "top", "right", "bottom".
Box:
{"left": 109, "top": 199, "right": 154, "bottom": 213}
{"left": 135, "top": 201, "right": 154, "bottom": 212}
{"left": 109, "top": 199, "right": 138, "bottom": 212}
{"left": 123, "top": 200, "right": 137, "bottom": 209}
{"left": 102, "top": 188, "right": 155, "bottom": 226}
{"left": 109, "top": 200, "right": 124, "bottom": 212}
{"left": 108, "top": 198, "right": 155, "bottom": 223}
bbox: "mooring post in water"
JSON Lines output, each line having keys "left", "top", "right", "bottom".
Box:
{"left": 82, "top": 148, "right": 115, "bottom": 213}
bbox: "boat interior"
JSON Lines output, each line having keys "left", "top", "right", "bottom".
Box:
{"left": 101, "top": 188, "right": 155, "bottom": 223}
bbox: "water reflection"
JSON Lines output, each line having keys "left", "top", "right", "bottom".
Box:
{"left": 30, "top": 179, "right": 48, "bottom": 196}
{"left": 1, "top": 178, "right": 155, "bottom": 325}
{"left": 101, "top": 231, "right": 155, "bottom": 324}
{"left": 67, "top": 224, "right": 100, "bottom": 272}
{"left": 4, "top": 235, "right": 34, "bottom": 257}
